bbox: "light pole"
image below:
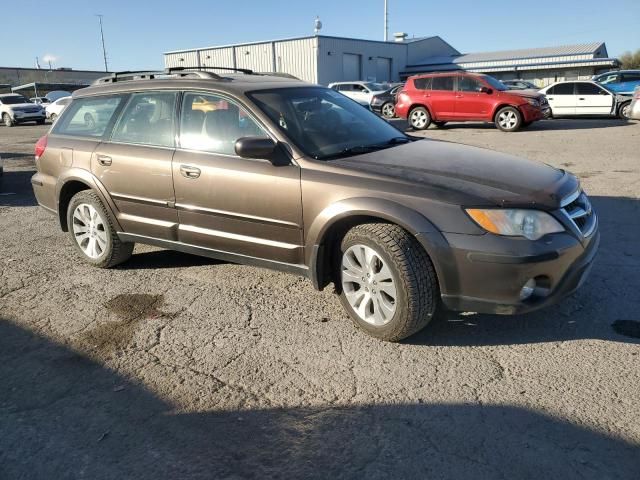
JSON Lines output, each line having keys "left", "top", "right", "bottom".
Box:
{"left": 96, "top": 14, "right": 108, "bottom": 72}
{"left": 384, "top": 0, "right": 389, "bottom": 42}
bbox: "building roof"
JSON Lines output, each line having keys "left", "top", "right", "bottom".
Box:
{"left": 453, "top": 42, "right": 607, "bottom": 64}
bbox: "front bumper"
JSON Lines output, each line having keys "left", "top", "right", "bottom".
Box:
{"left": 13, "top": 111, "right": 45, "bottom": 122}
{"left": 520, "top": 103, "right": 548, "bottom": 122}
{"left": 420, "top": 224, "right": 599, "bottom": 315}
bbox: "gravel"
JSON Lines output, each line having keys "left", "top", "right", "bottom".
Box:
{"left": 1, "top": 119, "right": 639, "bottom": 479}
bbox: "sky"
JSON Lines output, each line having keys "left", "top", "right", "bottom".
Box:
{"left": 5, "top": 0, "right": 640, "bottom": 72}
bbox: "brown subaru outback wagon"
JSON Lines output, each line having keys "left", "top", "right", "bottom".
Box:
{"left": 31, "top": 68, "right": 599, "bottom": 341}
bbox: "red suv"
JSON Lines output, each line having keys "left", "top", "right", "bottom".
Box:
{"left": 395, "top": 72, "right": 549, "bottom": 132}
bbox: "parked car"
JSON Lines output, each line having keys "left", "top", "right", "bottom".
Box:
{"left": 0, "top": 93, "right": 46, "bottom": 126}
{"left": 539, "top": 81, "right": 632, "bottom": 119}
{"left": 370, "top": 83, "right": 404, "bottom": 118}
{"left": 629, "top": 85, "right": 640, "bottom": 120}
{"left": 46, "top": 90, "right": 73, "bottom": 102}
{"left": 45, "top": 96, "right": 72, "bottom": 122}
{"left": 30, "top": 96, "right": 52, "bottom": 106}
{"left": 328, "top": 81, "right": 387, "bottom": 106}
{"left": 395, "top": 72, "right": 549, "bottom": 132}
{"left": 593, "top": 70, "right": 640, "bottom": 95}
{"left": 32, "top": 69, "right": 598, "bottom": 341}
{"left": 0, "top": 153, "right": 3, "bottom": 176}
{"left": 502, "top": 80, "right": 539, "bottom": 90}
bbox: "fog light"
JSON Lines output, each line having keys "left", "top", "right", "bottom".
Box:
{"left": 519, "top": 278, "right": 537, "bottom": 300}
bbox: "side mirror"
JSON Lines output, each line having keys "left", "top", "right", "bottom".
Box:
{"left": 479, "top": 87, "right": 493, "bottom": 94}
{"left": 235, "top": 136, "right": 289, "bottom": 165}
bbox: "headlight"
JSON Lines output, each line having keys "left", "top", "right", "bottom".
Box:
{"left": 526, "top": 98, "right": 539, "bottom": 107}
{"left": 465, "top": 209, "right": 564, "bottom": 240}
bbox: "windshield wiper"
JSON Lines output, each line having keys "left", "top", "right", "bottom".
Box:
{"left": 317, "top": 137, "right": 411, "bottom": 160}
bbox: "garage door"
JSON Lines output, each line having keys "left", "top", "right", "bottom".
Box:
{"left": 376, "top": 57, "right": 391, "bottom": 82}
{"left": 343, "top": 54, "right": 361, "bottom": 80}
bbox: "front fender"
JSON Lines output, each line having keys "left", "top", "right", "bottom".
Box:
{"left": 305, "top": 197, "right": 454, "bottom": 293}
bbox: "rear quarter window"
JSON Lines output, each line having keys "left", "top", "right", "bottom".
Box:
{"left": 52, "top": 95, "right": 124, "bottom": 138}
{"left": 413, "top": 77, "right": 432, "bottom": 90}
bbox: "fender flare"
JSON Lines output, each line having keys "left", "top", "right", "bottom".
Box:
{"left": 56, "top": 168, "right": 122, "bottom": 232}
{"left": 306, "top": 197, "right": 453, "bottom": 292}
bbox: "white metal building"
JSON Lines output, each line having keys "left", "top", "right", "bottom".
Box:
{"left": 164, "top": 36, "right": 619, "bottom": 88}
{"left": 164, "top": 35, "right": 459, "bottom": 85}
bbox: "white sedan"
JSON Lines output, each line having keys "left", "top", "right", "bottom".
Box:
{"left": 539, "top": 81, "right": 631, "bottom": 119}
{"left": 45, "top": 96, "right": 72, "bottom": 122}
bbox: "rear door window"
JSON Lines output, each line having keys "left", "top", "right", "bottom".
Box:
{"left": 431, "top": 76, "right": 455, "bottom": 91}
{"left": 621, "top": 73, "right": 640, "bottom": 82}
{"left": 52, "top": 95, "right": 124, "bottom": 138}
{"left": 553, "top": 83, "right": 575, "bottom": 95}
{"left": 413, "top": 77, "right": 431, "bottom": 90}
{"left": 110, "top": 92, "right": 177, "bottom": 147}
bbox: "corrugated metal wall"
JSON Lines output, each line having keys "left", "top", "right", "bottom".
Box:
{"left": 234, "top": 42, "right": 274, "bottom": 71}
{"left": 316, "top": 37, "right": 407, "bottom": 84}
{"left": 200, "top": 47, "right": 235, "bottom": 68}
{"left": 274, "top": 38, "right": 318, "bottom": 83}
{"left": 164, "top": 50, "right": 200, "bottom": 68}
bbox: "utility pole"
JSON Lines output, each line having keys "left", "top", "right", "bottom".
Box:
{"left": 96, "top": 14, "right": 108, "bottom": 72}
{"left": 384, "top": 0, "right": 389, "bottom": 42}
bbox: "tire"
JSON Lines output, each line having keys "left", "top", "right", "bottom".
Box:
{"left": 3, "top": 113, "right": 14, "bottom": 127}
{"left": 50, "top": 113, "right": 58, "bottom": 123}
{"left": 67, "top": 190, "right": 134, "bottom": 268}
{"left": 618, "top": 102, "right": 631, "bottom": 120}
{"left": 495, "top": 106, "right": 522, "bottom": 132}
{"left": 433, "top": 121, "right": 447, "bottom": 128}
{"left": 409, "top": 106, "right": 431, "bottom": 130}
{"left": 337, "top": 223, "right": 439, "bottom": 342}
{"left": 381, "top": 102, "right": 396, "bottom": 119}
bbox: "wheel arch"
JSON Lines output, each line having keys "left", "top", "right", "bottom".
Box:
{"left": 56, "top": 169, "right": 121, "bottom": 232}
{"left": 306, "top": 198, "right": 449, "bottom": 292}
{"left": 492, "top": 103, "right": 522, "bottom": 122}
{"left": 408, "top": 103, "right": 433, "bottom": 119}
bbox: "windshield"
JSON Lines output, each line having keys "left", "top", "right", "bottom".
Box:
{"left": 1, "top": 95, "right": 29, "bottom": 105}
{"left": 479, "top": 75, "right": 508, "bottom": 91}
{"left": 248, "top": 87, "right": 410, "bottom": 160}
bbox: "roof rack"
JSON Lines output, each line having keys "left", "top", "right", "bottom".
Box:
{"left": 167, "top": 66, "right": 255, "bottom": 75}
{"left": 92, "top": 69, "right": 222, "bottom": 85}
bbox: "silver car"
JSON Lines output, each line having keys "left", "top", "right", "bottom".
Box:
{"left": 629, "top": 86, "right": 640, "bottom": 120}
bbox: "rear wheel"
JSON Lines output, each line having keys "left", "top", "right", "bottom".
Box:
{"left": 50, "top": 113, "right": 58, "bottom": 123}
{"left": 2, "top": 113, "right": 14, "bottom": 127}
{"left": 67, "top": 190, "right": 134, "bottom": 268}
{"left": 495, "top": 106, "right": 522, "bottom": 132}
{"left": 409, "top": 106, "right": 431, "bottom": 130}
{"left": 618, "top": 102, "right": 631, "bottom": 120}
{"left": 381, "top": 102, "right": 396, "bottom": 119}
{"left": 338, "top": 223, "right": 439, "bottom": 342}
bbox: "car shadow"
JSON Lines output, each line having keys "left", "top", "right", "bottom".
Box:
{"left": 0, "top": 170, "right": 38, "bottom": 207}
{"left": 118, "top": 249, "right": 225, "bottom": 270}
{"left": 407, "top": 195, "right": 640, "bottom": 347}
{"left": 1, "top": 318, "right": 638, "bottom": 479}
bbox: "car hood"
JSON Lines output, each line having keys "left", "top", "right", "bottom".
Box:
{"left": 499, "top": 90, "right": 543, "bottom": 100}
{"left": 333, "top": 139, "right": 578, "bottom": 209}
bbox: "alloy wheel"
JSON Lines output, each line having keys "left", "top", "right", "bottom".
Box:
{"left": 341, "top": 244, "right": 397, "bottom": 326}
{"left": 498, "top": 110, "right": 518, "bottom": 130}
{"left": 382, "top": 103, "right": 395, "bottom": 118}
{"left": 410, "top": 109, "right": 428, "bottom": 129}
{"left": 72, "top": 203, "right": 108, "bottom": 259}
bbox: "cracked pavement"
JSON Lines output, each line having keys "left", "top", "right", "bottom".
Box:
{"left": 1, "top": 119, "right": 639, "bottom": 479}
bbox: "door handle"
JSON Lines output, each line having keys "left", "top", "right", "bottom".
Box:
{"left": 180, "top": 165, "right": 201, "bottom": 179}
{"left": 96, "top": 154, "right": 112, "bottom": 166}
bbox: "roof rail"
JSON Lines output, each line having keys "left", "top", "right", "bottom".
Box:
{"left": 167, "top": 66, "right": 255, "bottom": 75}
{"left": 92, "top": 69, "right": 222, "bottom": 85}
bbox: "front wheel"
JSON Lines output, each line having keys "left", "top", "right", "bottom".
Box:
{"left": 495, "top": 106, "right": 522, "bottom": 132}
{"left": 381, "top": 102, "right": 396, "bottom": 119}
{"left": 67, "top": 190, "right": 134, "bottom": 268}
{"left": 338, "top": 223, "right": 439, "bottom": 342}
{"left": 618, "top": 102, "right": 631, "bottom": 120}
{"left": 50, "top": 113, "right": 58, "bottom": 123}
{"left": 409, "top": 107, "right": 431, "bottom": 130}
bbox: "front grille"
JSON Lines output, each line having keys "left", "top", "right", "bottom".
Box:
{"left": 561, "top": 190, "right": 596, "bottom": 237}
